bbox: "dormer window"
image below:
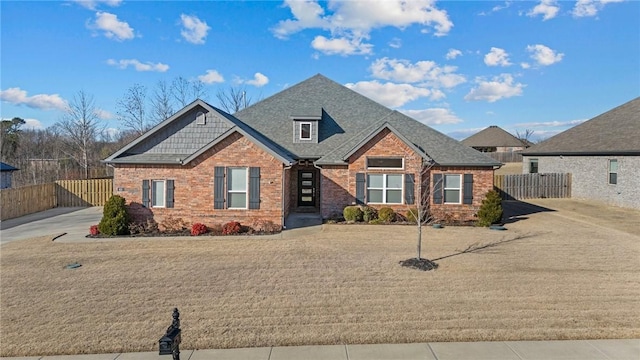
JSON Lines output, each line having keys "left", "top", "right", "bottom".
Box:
{"left": 300, "top": 122, "right": 312, "bottom": 140}
{"left": 291, "top": 110, "right": 321, "bottom": 143}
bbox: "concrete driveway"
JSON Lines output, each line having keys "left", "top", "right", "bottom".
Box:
{"left": 0, "top": 207, "right": 103, "bottom": 244}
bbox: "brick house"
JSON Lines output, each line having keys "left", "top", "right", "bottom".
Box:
{"left": 104, "top": 74, "right": 501, "bottom": 229}
{"left": 522, "top": 97, "right": 640, "bottom": 210}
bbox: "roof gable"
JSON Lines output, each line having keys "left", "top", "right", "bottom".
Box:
{"left": 104, "top": 99, "right": 294, "bottom": 165}
{"left": 523, "top": 97, "right": 640, "bottom": 155}
{"left": 461, "top": 125, "right": 526, "bottom": 148}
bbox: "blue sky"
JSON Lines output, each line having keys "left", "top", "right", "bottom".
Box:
{"left": 1, "top": 0, "right": 638, "bottom": 141}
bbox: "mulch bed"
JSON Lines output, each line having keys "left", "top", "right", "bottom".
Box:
{"left": 399, "top": 258, "right": 439, "bottom": 271}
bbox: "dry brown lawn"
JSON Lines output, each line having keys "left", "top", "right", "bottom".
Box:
{"left": 1, "top": 199, "right": 639, "bottom": 357}
{"left": 494, "top": 162, "right": 523, "bottom": 175}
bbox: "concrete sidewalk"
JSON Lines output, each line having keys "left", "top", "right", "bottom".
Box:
{"left": 2, "top": 339, "right": 638, "bottom": 360}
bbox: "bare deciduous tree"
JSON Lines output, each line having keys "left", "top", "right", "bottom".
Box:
{"left": 216, "top": 86, "right": 251, "bottom": 113}
{"left": 150, "top": 80, "right": 174, "bottom": 125}
{"left": 55, "top": 91, "right": 104, "bottom": 179}
{"left": 171, "top": 76, "right": 207, "bottom": 107}
{"left": 116, "top": 84, "right": 148, "bottom": 135}
{"left": 516, "top": 129, "right": 536, "bottom": 146}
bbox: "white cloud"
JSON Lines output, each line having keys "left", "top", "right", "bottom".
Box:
{"left": 445, "top": 48, "right": 462, "bottom": 60}
{"left": 0, "top": 87, "right": 68, "bottom": 111}
{"left": 400, "top": 108, "right": 463, "bottom": 125}
{"left": 527, "top": 44, "right": 564, "bottom": 66}
{"left": 74, "top": 0, "right": 121, "bottom": 10}
{"left": 197, "top": 70, "right": 225, "bottom": 84}
{"left": 527, "top": 0, "right": 560, "bottom": 20}
{"left": 88, "top": 11, "right": 134, "bottom": 41}
{"left": 464, "top": 74, "right": 524, "bottom": 103}
{"left": 515, "top": 119, "right": 587, "bottom": 128}
{"left": 273, "top": 0, "right": 453, "bottom": 56}
{"left": 95, "top": 108, "right": 114, "bottom": 120}
{"left": 447, "top": 127, "right": 486, "bottom": 141}
{"left": 388, "top": 38, "right": 402, "bottom": 49}
{"left": 345, "top": 80, "right": 435, "bottom": 108}
{"left": 24, "top": 118, "right": 45, "bottom": 130}
{"left": 484, "top": 47, "right": 512, "bottom": 67}
{"left": 180, "top": 14, "right": 210, "bottom": 44}
{"left": 479, "top": 1, "right": 512, "bottom": 15}
{"left": 106, "top": 59, "right": 169, "bottom": 72}
{"left": 369, "top": 57, "right": 466, "bottom": 88}
{"left": 245, "top": 73, "right": 269, "bottom": 87}
{"left": 520, "top": 62, "right": 531, "bottom": 69}
{"left": 311, "top": 35, "right": 373, "bottom": 56}
{"left": 572, "top": 0, "right": 623, "bottom": 17}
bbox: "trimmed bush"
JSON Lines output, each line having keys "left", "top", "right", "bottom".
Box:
{"left": 98, "top": 195, "right": 130, "bottom": 236}
{"left": 222, "top": 221, "right": 242, "bottom": 235}
{"left": 343, "top": 206, "right": 363, "bottom": 222}
{"left": 89, "top": 225, "right": 99, "bottom": 236}
{"left": 405, "top": 208, "right": 419, "bottom": 223}
{"left": 477, "top": 190, "right": 503, "bottom": 227}
{"left": 378, "top": 207, "right": 395, "bottom": 222}
{"left": 191, "top": 223, "right": 208, "bottom": 236}
{"left": 362, "top": 206, "right": 378, "bottom": 222}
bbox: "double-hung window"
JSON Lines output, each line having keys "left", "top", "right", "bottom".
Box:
{"left": 151, "top": 180, "right": 166, "bottom": 207}
{"left": 367, "top": 174, "right": 403, "bottom": 204}
{"left": 300, "top": 122, "right": 312, "bottom": 140}
{"left": 529, "top": 158, "right": 539, "bottom": 174}
{"left": 228, "top": 168, "right": 248, "bottom": 209}
{"left": 443, "top": 174, "right": 461, "bottom": 204}
{"left": 608, "top": 159, "right": 618, "bottom": 185}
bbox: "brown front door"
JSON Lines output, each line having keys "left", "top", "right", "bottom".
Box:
{"left": 298, "top": 170, "right": 316, "bottom": 207}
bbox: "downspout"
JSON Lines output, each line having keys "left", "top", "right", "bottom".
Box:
{"left": 281, "top": 163, "right": 294, "bottom": 229}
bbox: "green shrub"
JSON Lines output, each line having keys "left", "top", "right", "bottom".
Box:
{"left": 98, "top": 195, "right": 130, "bottom": 235}
{"left": 343, "top": 206, "right": 363, "bottom": 222}
{"left": 362, "top": 206, "right": 378, "bottom": 222}
{"left": 378, "top": 207, "right": 395, "bottom": 222}
{"left": 477, "top": 190, "right": 503, "bottom": 227}
{"left": 405, "top": 208, "right": 419, "bottom": 223}
{"left": 369, "top": 218, "right": 385, "bottom": 225}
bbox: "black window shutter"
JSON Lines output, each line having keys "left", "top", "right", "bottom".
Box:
{"left": 249, "top": 167, "right": 260, "bottom": 209}
{"left": 433, "top": 174, "right": 443, "bottom": 204}
{"left": 142, "top": 179, "right": 150, "bottom": 207}
{"left": 355, "top": 173, "right": 365, "bottom": 205}
{"left": 214, "top": 167, "right": 225, "bottom": 209}
{"left": 166, "top": 180, "right": 175, "bottom": 208}
{"left": 463, "top": 174, "right": 473, "bottom": 205}
{"left": 404, "top": 173, "right": 415, "bottom": 205}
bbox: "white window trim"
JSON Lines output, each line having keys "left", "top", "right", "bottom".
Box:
{"left": 300, "top": 122, "right": 312, "bottom": 140}
{"left": 228, "top": 167, "right": 248, "bottom": 209}
{"left": 366, "top": 157, "right": 405, "bottom": 170}
{"left": 608, "top": 159, "right": 618, "bottom": 185}
{"left": 367, "top": 173, "right": 404, "bottom": 204}
{"left": 151, "top": 179, "right": 166, "bottom": 208}
{"left": 443, "top": 174, "right": 462, "bottom": 204}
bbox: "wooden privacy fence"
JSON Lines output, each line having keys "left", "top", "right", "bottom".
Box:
{"left": 0, "top": 183, "right": 57, "bottom": 220}
{"left": 0, "top": 179, "right": 113, "bottom": 220}
{"left": 486, "top": 151, "right": 523, "bottom": 163}
{"left": 494, "top": 173, "right": 571, "bottom": 200}
{"left": 56, "top": 179, "right": 113, "bottom": 207}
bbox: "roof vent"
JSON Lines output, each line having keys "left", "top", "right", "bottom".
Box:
{"left": 196, "top": 111, "right": 206, "bottom": 125}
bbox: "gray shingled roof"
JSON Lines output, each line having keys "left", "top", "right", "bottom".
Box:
{"left": 523, "top": 97, "right": 640, "bottom": 155}
{"left": 235, "top": 74, "right": 500, "bottom": 167}
{"left": 105, "top": 75, "right": 500, "bottom": 167}
{"left": 461, "top": 125, "right": 527, "bottom": 148}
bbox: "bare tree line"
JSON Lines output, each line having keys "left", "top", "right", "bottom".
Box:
{"left": 1, "top": 78, "right": 258, "bottom": 187}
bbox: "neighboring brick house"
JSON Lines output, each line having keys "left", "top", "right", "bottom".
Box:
{"left": 104, "top": 74, "right": 501, "bottom": 228}
{"left": 461, "top": 125, "right": 529, "bottom": 153}
{"left": 522, "top": 97, "right": 640, "bottom": 210}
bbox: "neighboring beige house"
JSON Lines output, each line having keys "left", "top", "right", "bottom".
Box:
{"left": 461, "top": 125, "right": 529, "bottom": 153}
{"left": 105, "top": 74, "right": 501, "bottom": 229}
{"left": 522, "top": 97, "right": 640, "bottom": 210}
{"left": 0, "top": 162, "right": 19, "bottom": 189}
